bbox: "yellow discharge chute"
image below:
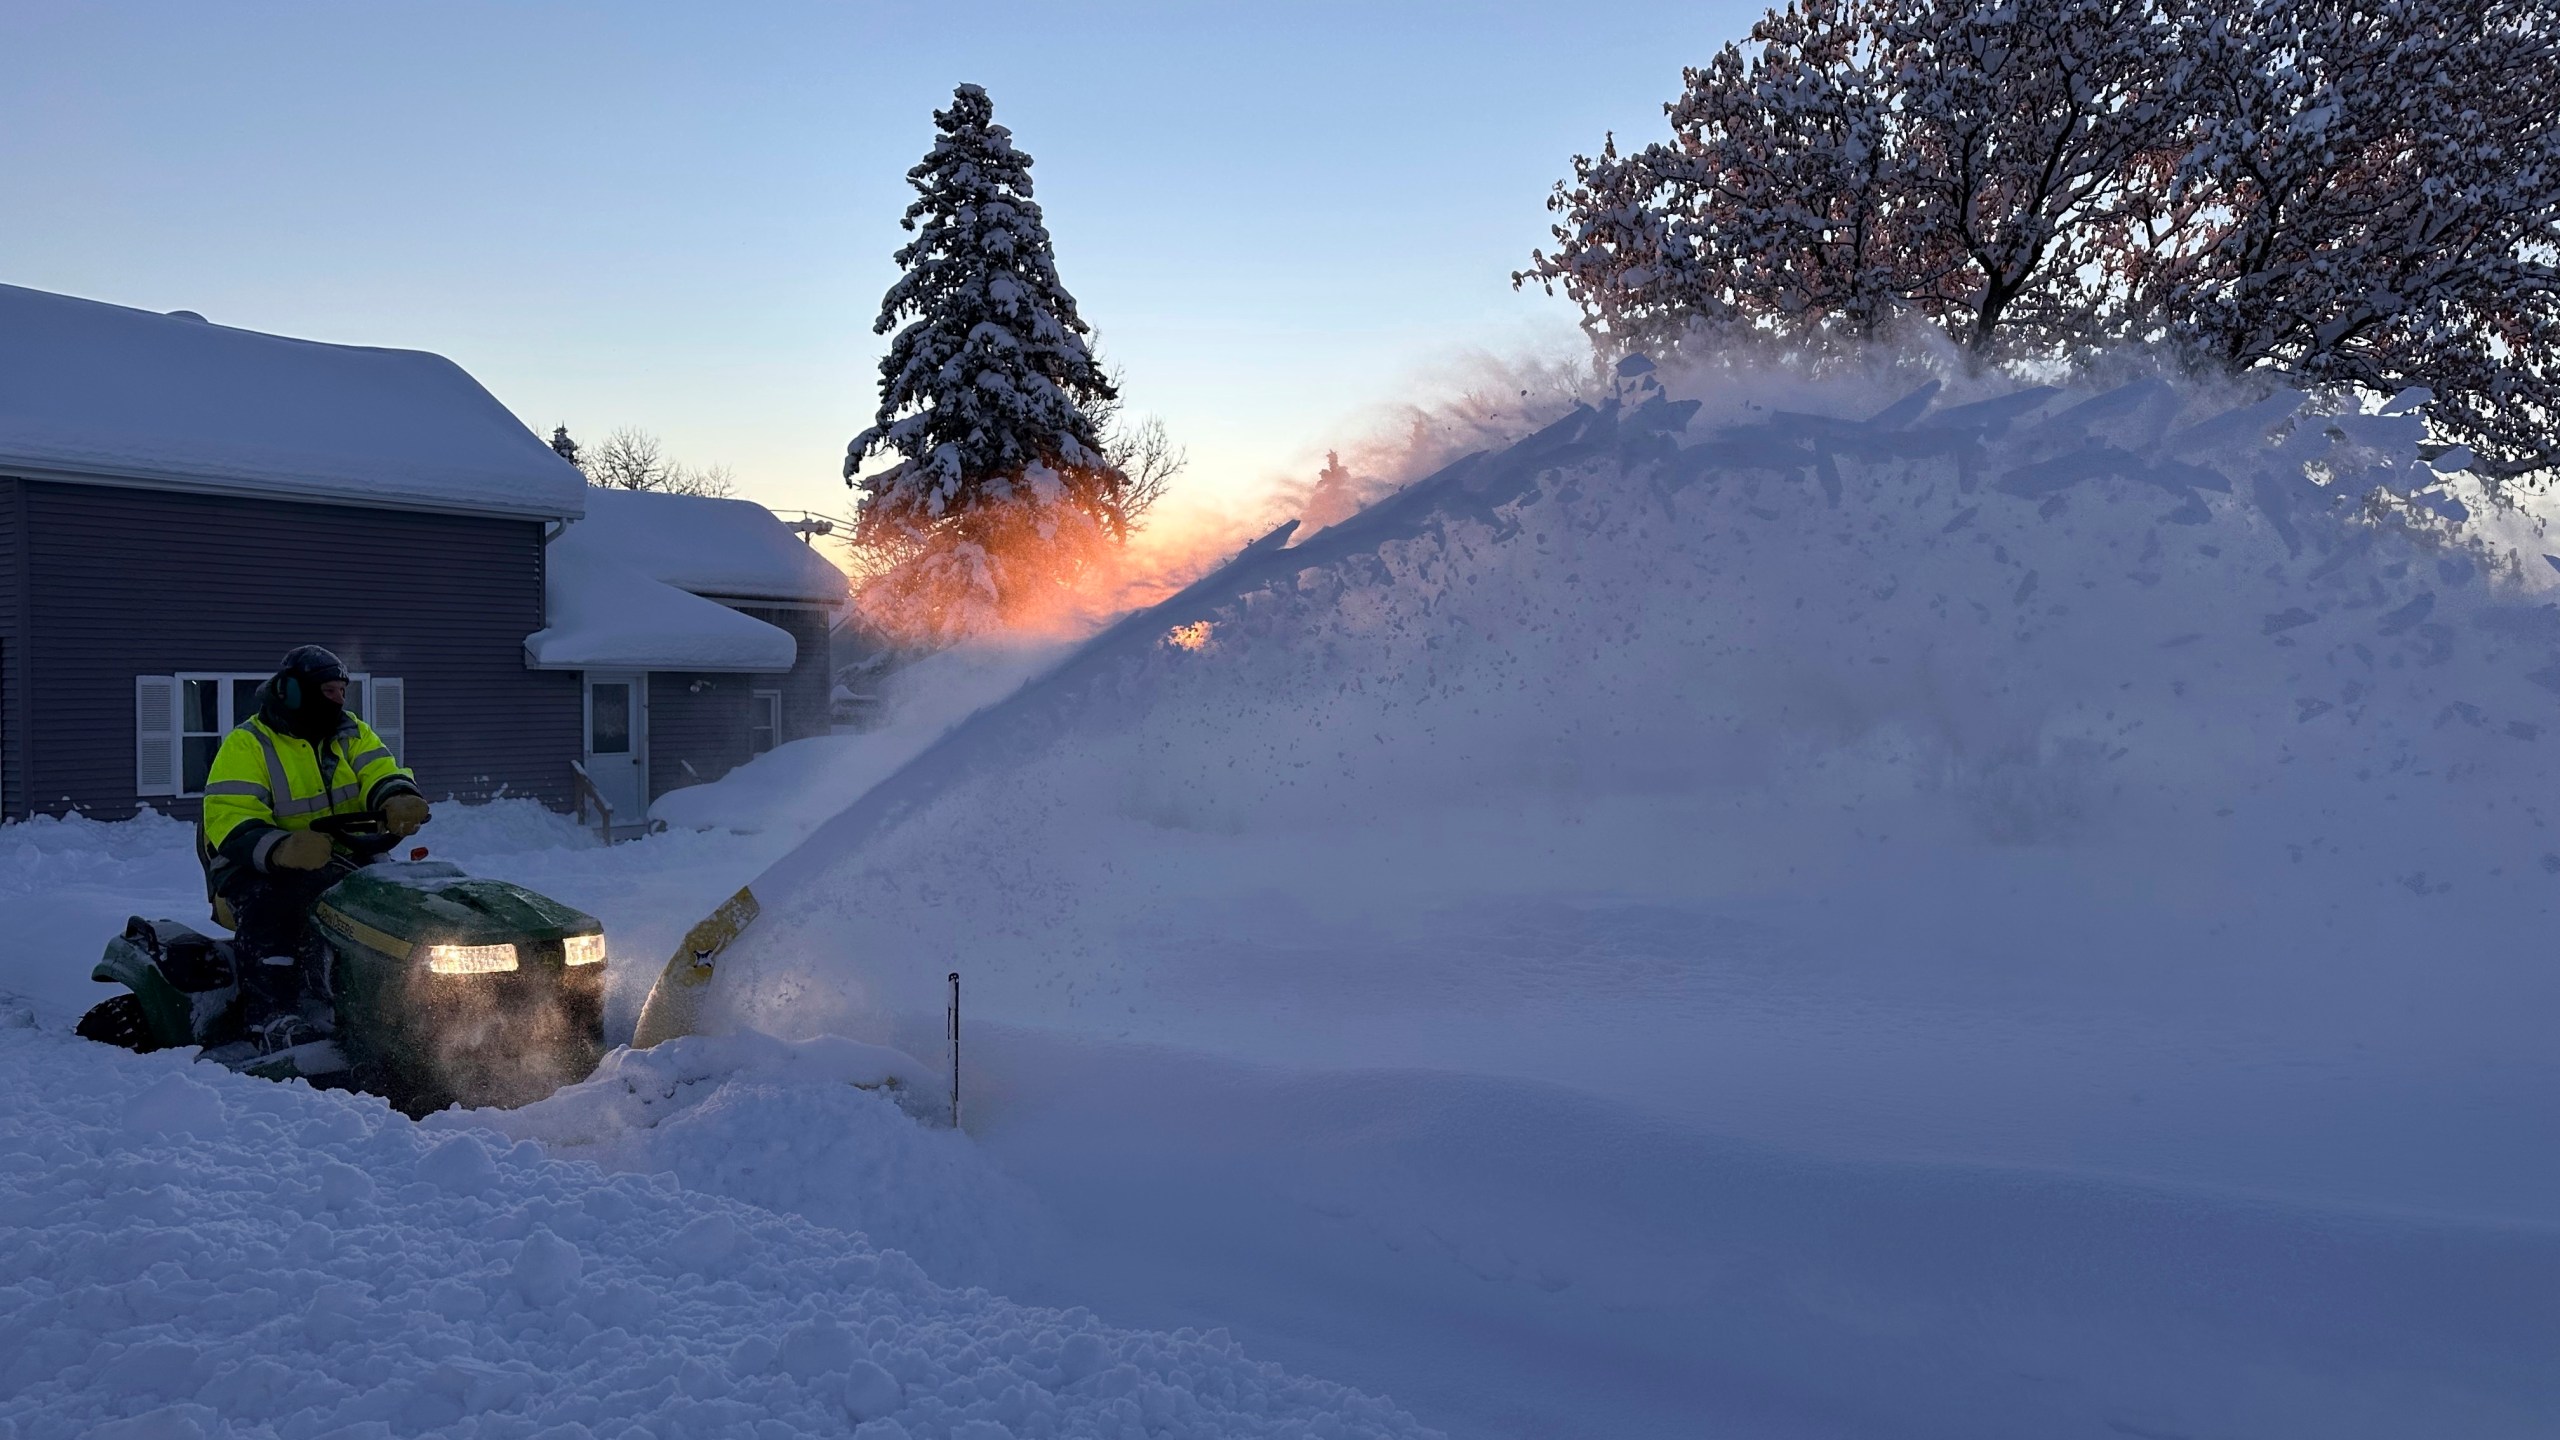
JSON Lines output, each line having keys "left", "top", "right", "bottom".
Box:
{"left": 631, "top": 886, "right": 760, "bottom": 1048}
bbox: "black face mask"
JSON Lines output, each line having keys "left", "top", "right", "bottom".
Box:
{"left": 263, "top": 677, "right": 345, "bottom": 741}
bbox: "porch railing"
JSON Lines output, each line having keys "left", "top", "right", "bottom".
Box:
{"left": 568, "top": 760, "right": 616, "bottom": 845}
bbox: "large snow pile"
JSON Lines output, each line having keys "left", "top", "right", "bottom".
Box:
{"left": 0, "top": 1022, "right": 1436, "bottom": 1440}
{"left": 667, "top": 360, "right": 2560, "bottom": 1436}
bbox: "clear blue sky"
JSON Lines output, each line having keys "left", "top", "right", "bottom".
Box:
{"left": 1, "top": 2, "right": 1754, "bottom": 518}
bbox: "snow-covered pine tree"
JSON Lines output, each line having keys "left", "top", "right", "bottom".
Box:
{"left": 847, "top": 83, "right": 1126, "bottom": 640}
{"left": 550, "top": 425, "right": 582, "bottom": 468}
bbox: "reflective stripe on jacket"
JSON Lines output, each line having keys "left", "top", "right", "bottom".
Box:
{"left": 200, "top": 714, "right": 418, "bottom": 875}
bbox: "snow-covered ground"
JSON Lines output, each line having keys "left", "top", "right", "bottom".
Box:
{"left": 0, "top": 1021, "right": 1433, "bottom": 1440}
{"left": 8, "top": 360, "right": 2560, "bottom": 1439}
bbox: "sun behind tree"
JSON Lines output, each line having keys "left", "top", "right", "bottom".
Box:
{"left": 847, "top": 82, "right": 1127, "bottom": 643}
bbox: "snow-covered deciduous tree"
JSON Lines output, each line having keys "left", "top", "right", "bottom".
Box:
{"left": 1522, "top": 0, "right": 2190, "bottom": 358}
{"left": 847, "top": 83, "right": 1126, "bottom": 640}
{"left": 1519, "top": 132, "right": 1715, "bottom": 358}
{"left": 2154, "top": 0, "right": 2560, "bottom": 480}
{"left": 1882, "top": 0, "right": 2194, "bottom": 352}
{"left": 1523, "top": 0, "right": 2560, "bottom": 485}
{"left": 1659, "top": 0, "right": 1911, "bottom": 343}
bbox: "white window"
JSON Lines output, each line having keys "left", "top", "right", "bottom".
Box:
{"left": 368, "top": 677, "right": 405, "bottom": 769}
{"left": 137, "top": 670, "right": 396, "bottom": 798}
{"left": 750, "top": 689, "right": 781, "bottom": 755}
{"left": 174, "top": 673, "right": 265, "bottom": 796}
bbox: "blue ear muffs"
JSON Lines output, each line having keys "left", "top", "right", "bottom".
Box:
{"left": 281, "top": 676, "right": 302, "bottom": 710}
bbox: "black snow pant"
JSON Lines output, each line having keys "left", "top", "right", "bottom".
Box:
{"left": 220, "top": 855, "right": 363, "bottom": 1026}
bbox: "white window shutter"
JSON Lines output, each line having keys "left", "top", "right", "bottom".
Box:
{"left": 135, "top": 676, "right": 178, "bottom": 797}
{"left": 371, "top": 677, "right": 406, "bottom": 764}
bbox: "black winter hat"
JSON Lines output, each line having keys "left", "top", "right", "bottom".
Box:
{"left": 268, "top": 646, "right": 350, "bottom": 738}
{"left": 276, "top": 645, "right": 348, "bottom": 689}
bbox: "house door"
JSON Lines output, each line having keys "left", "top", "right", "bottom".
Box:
{"left": 583, "top": 673, "right": 647, "bottom": 824}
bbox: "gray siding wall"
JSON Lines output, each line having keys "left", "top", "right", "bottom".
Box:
{"left": 731, "top": 605, "right": 834, "bottom": 742}
{"left": 646, "top": 674, "right": 753, "bottom": 804}
{"left": 0, "top": 479, "right": 23, "bottom": 818}
{"left": 4, "top": 478, "right": 580, "bottom": 822}
{"left": 642, "top": 606, "right": 832, "bottom": 806}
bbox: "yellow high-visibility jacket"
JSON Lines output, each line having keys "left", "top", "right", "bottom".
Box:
{"left": 200, "top": 713, "right": 418, "bottom": 886}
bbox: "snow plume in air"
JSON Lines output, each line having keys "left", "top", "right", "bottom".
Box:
{"left": 842, "top": 347, "right": 1592, "bottom": 649}
{"left": 1277, "top": 347, "right": 1595, "bottom": 541}
{"left": 1071, "top": 347, "right": 1584, "bottom": 626}
{"left": 710, "top": 347, "right": 2556, "bottom": 1081}
{"left": 844, "top": 497, "right": 1249, "bottom": 649}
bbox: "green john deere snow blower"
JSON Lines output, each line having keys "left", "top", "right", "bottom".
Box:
{"left": 77, "top": 818, "right": 608, "bottom": 1115}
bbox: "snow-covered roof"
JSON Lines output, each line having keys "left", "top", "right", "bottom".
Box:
{"left": 569, "top": 488, "right": 847, "bottom": 604}
{"left": 0, "top": 282, "right": 585, "bottom": 520}
{"left": 525, "top": 546, "right": 797, "bottom": 673}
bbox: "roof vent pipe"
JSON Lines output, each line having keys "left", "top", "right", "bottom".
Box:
{"left": 165, "top": 310, "right": 208, "bottom": 322}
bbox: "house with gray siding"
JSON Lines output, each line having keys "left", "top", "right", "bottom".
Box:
{"left": 0, "top": 282, "right": 847, "bottom": 833}
{"left": 525, "top": 487, "right": 845, "bottom": 831}
{"left": 0, "top": 282, "right": 589, "bottom": 824}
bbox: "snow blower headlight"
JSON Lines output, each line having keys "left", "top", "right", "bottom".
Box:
{"left": 423, "top": 942, "right": 519, "bottom": 975}
{"left": 562, "top": 933, "right": 608, "bottom": 967}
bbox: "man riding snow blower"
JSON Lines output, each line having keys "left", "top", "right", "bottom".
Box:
{"left": 199, "top": 645, "right": 431, "bottom": 1046}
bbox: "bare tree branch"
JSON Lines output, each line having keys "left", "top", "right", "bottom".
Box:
{"left": 585, "top": 427, "right": 736, "bottom": 498}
